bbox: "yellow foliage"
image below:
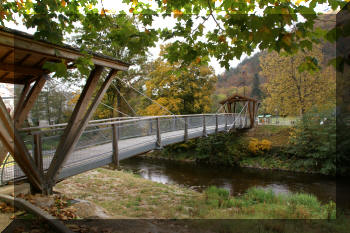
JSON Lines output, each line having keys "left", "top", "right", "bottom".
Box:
{"left": 248, "top": 138, "right": 272, "bottom": 154}
{"left": 260, "top": 44, "right": 335, "bottom": 116}
{"left": 140, "top": 50, "right": 217, "bottom": 116}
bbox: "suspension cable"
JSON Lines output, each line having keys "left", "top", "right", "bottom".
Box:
{"left": 227, "top": 101, "right": 248, "bottom": 131}
{"left": 111, "top": 83, "right": 138, "bottom": 116}
{"left": 100, "top": 102, "right": 131, "bottom": 117}
{"left": 116, "top": 77, "right": 176, "bottom": 117}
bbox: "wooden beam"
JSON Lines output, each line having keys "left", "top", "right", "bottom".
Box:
{"left": 17, "top": 54, "right": 31, "bottom": 65}
{"left": 14, "top": 82, "right": 31, "bottom": 118}
{"left": 0, "top": 31, "right": 129, "bottom": 71}
{"left": 0, "top": 72, "right": 9, "bottom": 81}
{"left": 0, "top": 97, "right": 43, "bottom": 191}
{"left": 14, "top": 75, "right": 47, "bottom": 127}
{"left": 0, "top": 63, "right": 47, "bottom": 76}
{"left": 0, "top": 50, "right": 13, "bottom": 62}
{"left": 46, "top": 67, "right": 118, "bottom": 187}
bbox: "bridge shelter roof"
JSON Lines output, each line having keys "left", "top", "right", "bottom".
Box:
{"left": 219, "top": 94, "right": 257, "bottom": 105}
{"left": 0, "top": 27, "right": 130, "bottom": 84}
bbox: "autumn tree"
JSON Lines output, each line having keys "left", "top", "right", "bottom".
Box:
{"left": 1, "top": 1, "right": 348, "bottom": 73}
{"left": 259, "top": 45, "right": 336, "bottom": 116}
{"left": 140, "top": 58, "right": 217, "bottom": 115}
{"left": 251, "top": 73, "right": 263, "bottom": 100}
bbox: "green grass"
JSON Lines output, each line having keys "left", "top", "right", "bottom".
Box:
{"left": 55, "top": 168, "right": 336, "bottom": 220}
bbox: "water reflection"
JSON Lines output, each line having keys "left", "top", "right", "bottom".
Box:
{"left": 120, "top": 157, "right": 336, "bottom": 203}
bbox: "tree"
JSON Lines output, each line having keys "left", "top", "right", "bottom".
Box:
{"left": 1, "top": 1, "right": 348, "bottom": 73}
{"left": 259, "top": 45, "right": 336, "bottom": 116}
{"left": 140, "top": 57, "right": 217, "bottom": 115}
{"left": 251, "top": 73, "right": 262, "bottom": 100}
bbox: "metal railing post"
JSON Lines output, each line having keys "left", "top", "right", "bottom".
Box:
{"left": 112, "top": 124, "right": 119, "bottom": 168}
{"left": 156, "top": 117, "right": 162, "bottom": 148}
{"left": 33, "top": 133, "right": 43, "bottom": 175}
{"left": 184, "top": 116, "right": 188, "bottom": 141}
{"left": 215, "top": 114, "right": 218, "bottom": 133}
{"left": 202, "top": 114, "right": 207, "bottom": 136}
{"left": 225, "top": 114, "right": 228, "bottom": 131}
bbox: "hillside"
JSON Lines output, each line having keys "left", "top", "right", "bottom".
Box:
{"left": 214, "top": 13, "right": 336, "bottom": 99}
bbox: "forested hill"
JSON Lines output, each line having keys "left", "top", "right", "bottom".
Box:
{"left": 215, "top": 13, "right": 336, "bottom": 98}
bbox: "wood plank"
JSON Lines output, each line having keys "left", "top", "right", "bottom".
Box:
{"left": 0, "top": 63, "right": 47, "bottom": 76}
{"left": 14, "top": 75, "right": 47, "bottom": 126}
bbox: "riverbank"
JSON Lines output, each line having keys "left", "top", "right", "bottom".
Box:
{"left": 55, "top": 167, "right": 335, "bottom": 219}
{"left": 52, "top": 167, "right": 350, "bottom": 232}
{"left": 147, "top": 125, "right": 330, "bottom": 175}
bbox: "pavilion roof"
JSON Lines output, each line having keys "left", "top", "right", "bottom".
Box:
{"left": 219, "top": 94, "right": 257, "bottom": 105}
{"left": 0, "top": 27, "right": 130, "bottom": 84}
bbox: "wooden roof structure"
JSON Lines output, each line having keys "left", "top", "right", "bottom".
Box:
{"left": 0, "top": 27, "right": 130, "bottom": 194}
{"left": 0, "top": 27, "right": 130, "bottom": 84}
{"left": 219, "top": 94, "right": 258, "bottom": 129}
{"left": 219, "top": 94, "right": 257, "bottom": 105}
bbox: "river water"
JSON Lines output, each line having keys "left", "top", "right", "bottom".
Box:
{"left": 120, "top": 157, "right": 336, "bottom": 203}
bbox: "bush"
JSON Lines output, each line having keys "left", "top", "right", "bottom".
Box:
{"left": 195, "top": 132, "right": 247, "bottom": 166}
{"left": 288, "top": 108, "right": 336, "bottom": 175}
{"left": 248, "top": 138, "right": 272, "bottom": 155}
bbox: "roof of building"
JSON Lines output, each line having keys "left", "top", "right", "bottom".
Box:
{"left": 0, "top": 27, "right": 130, "bottom": 84}
{"left": 219, "top": 94, "right": 257, "bottom": 105}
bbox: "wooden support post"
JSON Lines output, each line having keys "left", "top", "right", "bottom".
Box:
{"left": 14, "top": 75, "right": 48, "bottom": 126}
{"left": 112, "top": 124, "right": 119, "bottom": 169}
{"left": 248, "top": 101, "right": 253, "bottom": 128}
{"left": 33, "top": 133, "right": 43, "bottom": 175}
{"left": 46, "top": 67, "right": 117, "bottom": 191}
{"left": 251, "top": 101, "right": 256, "bottom": 128}
{"left": 184, "top": 116, "right": 188, "bottom": 141}
{"left": 202, "top": 115, "right": 207, "bottom": 136}
{"left": 0, "top": 97, "right": 43, "bottom": 191}
{"left": 31, "top": 133, "right": 43, "bottom": 194}
{"left": 227, "top": 103, "right": 232, "bottom": 113}
{"left": 215, "top": 114, "right": 218, "bottom": 133}
{"left": 14, "top": 82, "right": 31, "bottom": 119}
{"left": 156, "top": 117, "right": 161, "bottom": 148}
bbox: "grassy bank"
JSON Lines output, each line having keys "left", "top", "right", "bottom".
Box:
{"left": 55, "top": 167, "right": 335, "bottom": 219}
{"left": 148, "top": 125, "right": 335, "bottom": 175}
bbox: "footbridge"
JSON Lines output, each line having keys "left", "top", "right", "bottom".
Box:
{"left": 1, "top": 112, "right": 253, "bottom": 185}
{"left": 0, "top": 28, "right": 258, "bottom": 193}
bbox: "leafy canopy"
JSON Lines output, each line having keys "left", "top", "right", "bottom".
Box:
{"left": 1, "top": 0, "right": 348, "bottom": 71}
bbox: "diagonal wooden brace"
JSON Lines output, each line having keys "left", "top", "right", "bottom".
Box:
{"left": 0, "top": 97, "right": 43, "bottom": 191}
{"left": 46, "top": 68, "right": 118, "bottom": 190}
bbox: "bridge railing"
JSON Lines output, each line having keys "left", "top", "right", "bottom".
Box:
{"left": 1, "top": 113, "right": 250, "bottom": 185}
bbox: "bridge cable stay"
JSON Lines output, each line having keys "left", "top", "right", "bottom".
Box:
{"left": 114, "top": 77, "right": 209, "bottom": 133}
{"left": 111, "top": 82, "right": 138, "bottom": 116}
{"left": 115, "top": 77, "right": 176, "bottom": 117}
{"left": 227, "top": 101, "right": 248, "bottom": 132}
{"left": 115, "top": 77, "right": 190, "bottom": 130}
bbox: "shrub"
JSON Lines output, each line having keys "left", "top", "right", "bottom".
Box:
{"left": 288, "top": 108, "right": 336, "bottom": 175}
{"left": 248, "top": 138, "right": 272, "bottom": 155}
{"left": 196, "top": 132, "right": 247, "bottom": 165}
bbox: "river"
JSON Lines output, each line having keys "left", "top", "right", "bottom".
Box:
{"left": 120, "top": 156, "right": 336, "bottom": 203}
